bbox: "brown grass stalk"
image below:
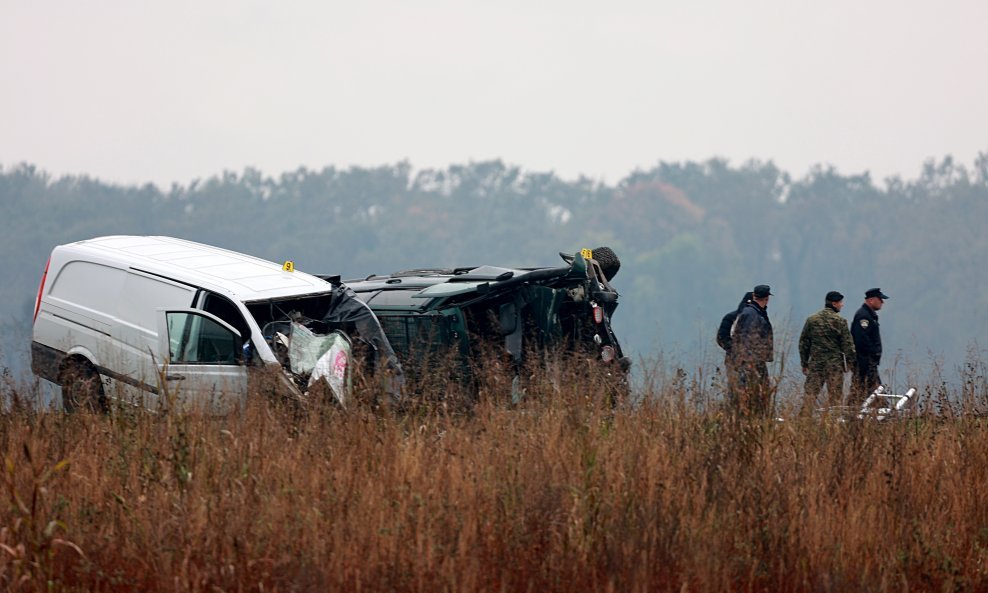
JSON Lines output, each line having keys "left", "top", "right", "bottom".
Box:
{"left": 1, "top": 356, "right": 986, "bottom": 592}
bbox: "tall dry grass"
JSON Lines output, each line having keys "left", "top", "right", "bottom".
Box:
{"left": 1, "top": 355, "right": 987, "bottom": 593}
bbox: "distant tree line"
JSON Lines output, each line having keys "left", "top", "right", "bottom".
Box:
{"left": 2, "top": 155, "right": 986, "bottom": 380}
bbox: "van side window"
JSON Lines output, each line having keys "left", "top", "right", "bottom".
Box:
{"left": 201, "top": 293, "right": 251, "bottom": 343}
{"left": 166, "top": 312, "right": 239, "bottom": 364}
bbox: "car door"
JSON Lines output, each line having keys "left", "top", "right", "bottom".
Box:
{"left": 155, "top": 308, "right": 248, "bottom": 413}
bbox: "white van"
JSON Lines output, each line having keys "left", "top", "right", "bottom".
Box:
{"left": 31, "top": 235, "right": 352, "bottom": 412}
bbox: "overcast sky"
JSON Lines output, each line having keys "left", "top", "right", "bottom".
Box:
{"left": 2, "top": 0, "right": 986, "bottom": 188}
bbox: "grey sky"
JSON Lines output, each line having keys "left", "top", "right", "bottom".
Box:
{"left": 2, "top": 0, "right": 986, "bottom": 188}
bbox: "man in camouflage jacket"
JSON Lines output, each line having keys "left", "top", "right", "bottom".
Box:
{"left": 799, "top": 291, "right": 856, "bottom": 412}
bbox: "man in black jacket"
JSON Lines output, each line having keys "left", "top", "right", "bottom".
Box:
{"left": 732, "top": 284, "right": 774, "bottom": 416}
{"left": 717, "top": 291, "right": 752, "bottom": 407}
{"left": 851, "top": 287, "right": 889, "bottom": 402}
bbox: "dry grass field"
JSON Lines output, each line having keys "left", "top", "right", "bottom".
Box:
{"left": 1, "top": 357, "right": 987, "bottom": 593}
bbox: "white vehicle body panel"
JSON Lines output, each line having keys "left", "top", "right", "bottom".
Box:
{"left": 32, "top": 235, "right": 337, "bottom": 410}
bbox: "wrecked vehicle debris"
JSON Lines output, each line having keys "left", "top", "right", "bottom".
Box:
{"left": 339, "top": 247, "right": 630, "bottom": 401}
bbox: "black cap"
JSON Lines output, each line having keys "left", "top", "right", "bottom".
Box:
{"left": 825, "top": 290, "right": 844, "bottom": 303}
{"left": 753, "top": 284, "right": 773, "bottom": 298}
{"left": 865, "top": 288, "right": 889, "bottom": 300}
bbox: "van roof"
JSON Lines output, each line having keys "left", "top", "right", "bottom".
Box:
{"left": 60, "top": 235, "right": 332, "bottom": 301}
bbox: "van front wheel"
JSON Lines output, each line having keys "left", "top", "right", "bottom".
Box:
{"left": 60, "top": 361, "right": 108, "bottom": 413}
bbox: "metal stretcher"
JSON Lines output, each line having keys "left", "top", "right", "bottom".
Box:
{"left": 856, "top": 385, "right": 919, "bottom": 420}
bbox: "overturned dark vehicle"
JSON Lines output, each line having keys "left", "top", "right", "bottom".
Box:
{"left": 335, "top": 247, "right": 630, "bottom": 402}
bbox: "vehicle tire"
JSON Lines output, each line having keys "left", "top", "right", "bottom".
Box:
{"left": 60, "top": 360, "right": 108, "bottom": 413}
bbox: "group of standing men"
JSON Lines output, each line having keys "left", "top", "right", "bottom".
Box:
{"left": 717, "top": 285, "right": 889, "bottom": 415}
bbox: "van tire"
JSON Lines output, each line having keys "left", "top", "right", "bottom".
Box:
{"left": 60, "top": 360, "right": 108, "bottom": 413}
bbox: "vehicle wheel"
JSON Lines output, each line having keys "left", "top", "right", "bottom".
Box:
{"left": 60, "top": 360, "right": 108, "bottom": 413}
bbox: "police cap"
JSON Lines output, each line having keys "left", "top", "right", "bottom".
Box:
{"left": 753, "top": 284, "right": 773, "bottom": 298}
{"left": 865, "top": 288, "right": 889, "bottom": 300}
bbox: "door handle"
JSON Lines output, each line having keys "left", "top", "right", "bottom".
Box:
{"left": 166, "top": 374, "right": 186, "bottom": 381}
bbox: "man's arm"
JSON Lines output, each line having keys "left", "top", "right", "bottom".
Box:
{"left": 798, "top": 319, "right": 811, "bottom": 371}
{"left": 851, "top": 316, "right": 877, "bottom": 361}
{"left": 716, "top": 313, "right": 733, "bottom": 351}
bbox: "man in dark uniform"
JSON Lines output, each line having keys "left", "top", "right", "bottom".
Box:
{"left": 732, "top": 284, "right": 774, "bottom": 416}
{"left": 717, "top": 291, "right": 752, "bottom": 407}
{"left": 851, "top": 287, "right": 889, "bottom": 402}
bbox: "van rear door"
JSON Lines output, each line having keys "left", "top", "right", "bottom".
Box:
{"left": 155, "top": 308, "right": 248, "bottom": 413}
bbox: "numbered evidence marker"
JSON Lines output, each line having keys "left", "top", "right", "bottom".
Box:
{"left": 580, "top": 248, "right": 593, "bottom": 259}
{"left": 282, "top": 261, "right": 295, "bottom": 272}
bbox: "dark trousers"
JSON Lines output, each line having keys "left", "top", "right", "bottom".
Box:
{"left": 852, "top": 359, "right": 881, "bottom": 404}
{"left": 736, "top": 361, "right": 771, "bottom": 417}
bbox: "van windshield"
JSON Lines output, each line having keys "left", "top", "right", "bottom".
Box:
{"left": 245, "top": 293, "right": 335, "bottom": 331}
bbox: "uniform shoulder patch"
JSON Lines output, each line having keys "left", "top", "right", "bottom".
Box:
{"left": 859, "top": 319, "right": 870, "bottom": 328}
